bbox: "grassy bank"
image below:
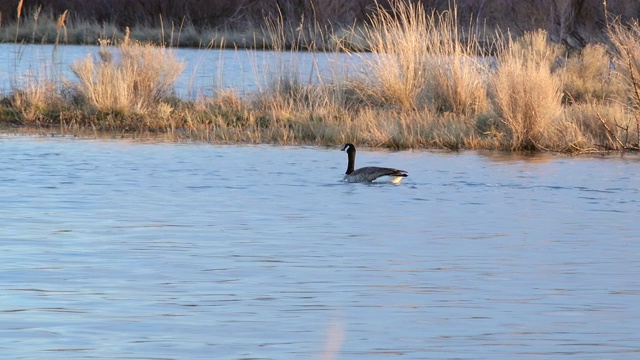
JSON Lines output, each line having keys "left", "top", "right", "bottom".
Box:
{"left": 1, "top": 1, "right": 640, "bottom": 152}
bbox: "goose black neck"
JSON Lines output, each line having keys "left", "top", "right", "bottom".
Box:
{"left": 346, "top": 148, "right": 355, "bottom": 175}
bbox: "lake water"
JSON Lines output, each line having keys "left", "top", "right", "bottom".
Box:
{"left": 0, "top": 43, "right": 361, "bottom": 98}
{"left": 1, "top": 135, "right": 639, "bottom": 359}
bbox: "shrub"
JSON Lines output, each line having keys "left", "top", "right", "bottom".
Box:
{"left": 560, "top": 43, "right": 624, "bottom": 104}
{"left": 350, "top": 0, "right": 488, "bottom": 115}
{"left": 71, "top": 37, "right": 185, "bottom": 116}
{"left": 490, "top": 30, "right": 563, "bottom": 150}
{"left": 608, "top": 20, "right": 640, "bottom": 114}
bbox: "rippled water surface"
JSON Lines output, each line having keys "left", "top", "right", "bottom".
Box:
{"left": 1, "top": 136, "right": 640, "bottom": 359}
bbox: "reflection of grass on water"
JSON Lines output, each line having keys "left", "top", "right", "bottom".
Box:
{"left": 1, "top": 1, "right": 640, "bottom": 153}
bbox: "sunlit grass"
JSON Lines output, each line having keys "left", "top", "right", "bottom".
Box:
{"left": 2, "top": 1, "right": 640, "bottom": 153}
{"left": 348, "top": 0, "right": 488, "bottom": 115}
{"left": 71, "top": 34, "right": 185, "bottom": 119}
{"left": 489, "top": 30, "right": 563, "bottom": 151}
{"left": 560, "top": 43, "right": 624, "bottom": 104}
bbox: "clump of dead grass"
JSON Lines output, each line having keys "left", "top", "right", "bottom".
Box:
{"left": 560, "top": 43, "right": 623, "bottom": 104}
{"left": 347, "top": 0, "right": 488, "bottom": 116}
{"left": 490, "top": 30, "right": 563, "bottom": 151}
{"left": 71, "top": 34, "right": 185, "bottom": 119}
{"left": 608, "top": 20, "right": 640, "bottom": 113}
{"left": 594, "top": 19, "right": 640, "bottom": 149}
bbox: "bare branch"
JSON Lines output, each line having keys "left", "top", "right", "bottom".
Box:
{"left": 596, "top": 111, "right": 625, "bottom": 149}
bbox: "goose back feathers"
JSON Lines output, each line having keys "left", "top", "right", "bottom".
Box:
{"left": 341, "top": 143, "right": 408, "bottom": 184}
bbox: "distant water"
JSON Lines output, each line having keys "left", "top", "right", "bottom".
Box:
{"left": 1, "top": 135, "right": 639, "bottom": 359}
{"left": 0, "top": 43, "right": 363, "bottom": 98}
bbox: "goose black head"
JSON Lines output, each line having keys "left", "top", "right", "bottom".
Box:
{"left": 342, "top": 143, "right": 355, "bottom": 153}
{"left": 342, "top": 143, "right": 357, "bottom": 175}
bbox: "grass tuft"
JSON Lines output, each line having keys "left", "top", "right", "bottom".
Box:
{"left": 344, "top": 0, "right": 489, "bottom": 118}
{"left": 560, "top": 43, "right": 623, "bottom": 104}
{"left": 490, "top": 30, "right": 563, "bottom": 151}
{"left": 70, "top": 38, "right": 185, "bottom": 119}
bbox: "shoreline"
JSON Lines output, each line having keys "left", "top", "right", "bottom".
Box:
{"left": 1, "top": 3, "right": 639, "bottom": 154}
{"left": 4, "top": 126, "right": 639, "bottom": 162}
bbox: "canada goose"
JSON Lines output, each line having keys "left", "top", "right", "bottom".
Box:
{"left": 341, "top": 143, "right": 408, "bottom": 184}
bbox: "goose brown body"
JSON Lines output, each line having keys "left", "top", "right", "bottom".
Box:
{"left": 341, "top": 143, "right": 408, "bottom": 184}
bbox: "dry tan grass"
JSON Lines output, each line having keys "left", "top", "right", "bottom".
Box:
{"left": 490, "top": 30, "right": 564, "bottom": 150}
{"left": 4, "top": 1, "right": 640, "bottom": 154}
{"left": 559, "top": 43, "right": 624, "bottom": 104}
{"left": 347, "top": 1, "right": 488, "bottom": 115}
{"left": 10, "top": 81, "right": 59, "bottom": 124}
{"left": 561, "top": 102, "right": 633, "bottom": 150}
{"left": 71, "top": 37, "right": 185, "bottom": 117}
{"left": 608, "top": 20, "right": 640, "bottom": 113}
{"left": 591, "top": 20, "right": 640, "bottom": 149}
{"left": 352, "top": 1, "right": 430, "bottom": 109}
{"left": 3, "top": 61, "right": 69, "bottom": 126}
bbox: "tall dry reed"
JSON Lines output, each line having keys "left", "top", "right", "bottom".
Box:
{"left": 14, "top": 0, "right": 23, "bottom": 42}
{"left": 608, "top": 21, "right": 640, "bottom": 113}
{"left": 54, "top": 9, "right": 68, "bottom": 48}
{"left": 599, "top": 20, "right": 640, "bottom": 148}
{"left": 8, "top": 67, "right": 65, "bottom": 125}
{"left": 490, "top": 30, "right": 563, "bottom": 150}
{"left": 559, "top": 43, "right": 623, "bottom": 104}
{"left": 71, "top": 36, "right": 185, "bottom": 117}
{"left": 348, "top": 1, "right": 488, "bottom": 115}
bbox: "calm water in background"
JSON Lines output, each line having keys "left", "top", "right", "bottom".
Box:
{"left": 0, "top": 43, "right": 361, "bottom": 97}
{"left": 1, "top": 135, "right": 639, "bottom": 359}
